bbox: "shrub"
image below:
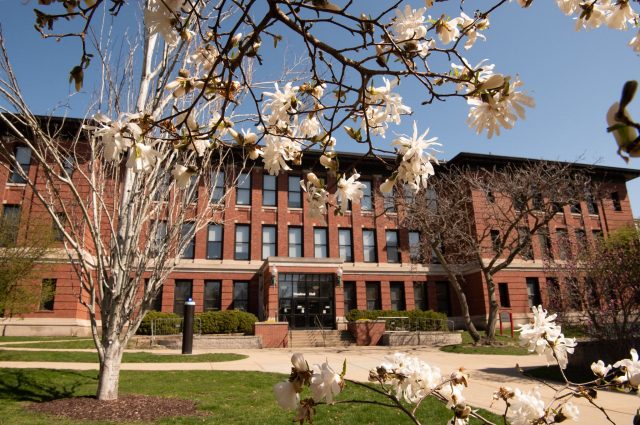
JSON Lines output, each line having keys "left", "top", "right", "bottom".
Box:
{"left": 197, "top": 310, "right": 258, "bottom": 335}
{"left": 346, "top": 309, "right": 448, "bottom": 331}
{"left": 136, "top": 311, "right": 180, "bottom": 335}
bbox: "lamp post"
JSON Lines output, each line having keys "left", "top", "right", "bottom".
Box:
{"left": 182, "top": 297, "right": 196, "bottom": 355}
{"left": 336, "top": 265, "right": 343, "bottom": 287}
{"left": 270, "top": 265, "right": 278, "bottom": 286}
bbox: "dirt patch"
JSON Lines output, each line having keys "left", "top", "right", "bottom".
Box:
{"left": 27, "top": 394, "right": 201, "bottom": 423}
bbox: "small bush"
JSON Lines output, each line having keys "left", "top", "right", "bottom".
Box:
{"left": 346, "top": 309, "right": 448, "bottom": 331}
{"left": 136, "top": 311, "right": 180, "bottom": 335}
{"left": 197, "top": 310, "right": 258, "bottom": 335}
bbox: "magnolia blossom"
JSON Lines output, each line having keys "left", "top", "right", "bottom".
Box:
{"left": 377, "top": 353, "right": 442, "bottom": 404}
{"left": 556, "top": 0, "right": 580, "bottom": 15}
{"left": 144, "top": 0, "right": 185, "bottom": 46}
{"left": 189, "top": 44, "right": 220, "bottom": 71}
{"left": 299, "top": 115, "right": 322, "bottom": 137}
{"left": 575, "top": 3, "right": 608, "bottom": 31}
{"left": 519, "top": 305, "right": 576, "bottom": 369}
{"left": 391, "top": 4, "right": 432, "bottom": 54}
{"left": 590, "top": 359, "right": 612, "bottom": 378}
{"left": 126, "top": 143, "right": 161, "bottom": 173}
{"left": 551, "top": 335, "right": 577, "bottom": 369}
{"left": 613, "top": 348, "right": 640, "bottom": 387}
{"left": 458, "top": 12, "right": 488, "bottom": 50}
{"left": 362, "top": 106, "right": 390, "bottom": 137}
{"left": 561, "top": 402, "right": 580, "bottom": 422}
{"left": 380, "top": 177, "right": 396, "bottom": 193}
{"left": 606, "top": 102, "right": 639, "bottom": 155}
{"left": 439, "top": 382, "right": 465, "bottom": 409}
{"left": 263, "top": 82, "right": 300, "bottom": 126}
{"left": 335, "top": 173, "right": 366, "bottom": 212}
{"left": 273, "top": 381, "right": 299, "bottom": 410}
{"left": 261, "top": 135, "right": 300, "bottom": 175}
{"left": 629, "top": 30, "right": 640, "bottom": 52}
{"left": 606, "top": 1, "right": 637, "bottom": 30}
{"left": 86, "top": 114, "right": 137, "bottom": 161}
{"left": 301, "top": 177, "right": 329, "bottom": 218}
{"left": 436, "top": 16, "right": 461, "bottom": 44}
{"left": 310, "top": 361, "right": 343, "bottom": 403}
{"left": 505, "top": 388, "right": 546, "bottom": 425}
{"left": 366, "top": 78, "right": 412, "bottom": 126}
{"left": 171, "top": 164, "right": 193, "bottom": 189}
{"left": 392, "top": 121, "right": 440, "bottom": 192}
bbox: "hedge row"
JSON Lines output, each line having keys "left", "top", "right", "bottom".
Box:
{"left": 345, "top": 309, "right": 448, "bottom": 331}
{"left": 136, "top": 310, "right": 258, "bottom": 335}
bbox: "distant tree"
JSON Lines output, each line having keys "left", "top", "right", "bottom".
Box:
{"left": 0, "top": 210, "right": 54, "bottom": 330}
{"left": 547, "top": 226, "right": 640, "bottom": 357}
{"left": 402, "top": 161, "right": 590, "bottom": 342}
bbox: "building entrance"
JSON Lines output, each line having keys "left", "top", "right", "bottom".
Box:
{"left": 278, "top": 273, "right": 335, "bottom": 329}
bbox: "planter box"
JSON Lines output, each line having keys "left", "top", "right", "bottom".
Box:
{"left": 348, "top": 320, "right": 386, "bottom": 346}
{"left": 382, "top": 331, "right": 462, "bottom": 347}
{"left": 254, "top": 322, "right": 289, "bottom": 348}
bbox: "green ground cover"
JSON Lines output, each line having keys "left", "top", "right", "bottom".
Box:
{"left": 0, "top": 369, "right": 502, "bottom": 424}
{"left": 0, "top": 350, "right": 246, "bottom": 363}
{"left": 440, "top": 331, "right": 530, "bottom": 355}
{"left": 0, "top": 336, "right": 79, "bottom": 343}
{"left": 5, "top": 340, "right": 96, "bottom": 349}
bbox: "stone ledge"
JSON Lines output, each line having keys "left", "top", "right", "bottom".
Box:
{"left": 382, "top": 331, "right": 462, "bottom": 347}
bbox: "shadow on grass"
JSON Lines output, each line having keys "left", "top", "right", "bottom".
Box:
{"left": 0, "top": 369, "right": 95, "bottom": 402}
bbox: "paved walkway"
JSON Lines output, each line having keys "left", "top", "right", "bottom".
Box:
{"left": 0, "top": 343, "right": 636, "bottom": 424}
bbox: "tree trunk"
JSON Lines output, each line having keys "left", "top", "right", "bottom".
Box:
{"left": 96, "top": 339, "right": 124, "bottom": 400}
{"left": 484, "top": 271, "right": 499, "bottom": 341}
{"left": 447, "top": 276, "right": 482, "bottom": 343}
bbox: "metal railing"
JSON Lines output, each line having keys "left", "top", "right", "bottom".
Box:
{"left": 313, "top": 315, "right": 327, "bottom": 347}
{"left": 381, "top": 316, "right": 454, "bottom": 332}
{"left": 150, "top": 317, "right": 202, "bottom": 345}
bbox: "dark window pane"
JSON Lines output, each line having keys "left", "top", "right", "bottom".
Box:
{"left": 366, "top": 282, "right": 381, "bottom": 310}
{"left": 262, "top": 225, "right": 277, "bottom": 259}
{"left": 173, "top": 280, "right": 193, "bottom": 315}
{"left": 436, "top": 281, "right": 451, "bottom": 316}
{"left": 263, "top": 175, "right": 277, "bottom": 206}
{"left": 236, "top": 172, "right": 251, "bottom": 205}
{"left": 363, "top": 229, "right": 377, "bottom": 262}
{"left": 180, "top": 223, "right": 195, "bottom": 259}
{"left": 39, "top": 279, "right": 56, "bottom": 311}
{"left": 390, "top": 282, "right": 405, "bottom": 311}
{"left": 386, "top": 230, "right": 399, "bottom": 263}
{"left": 233, "top": 281, "right": 249, "bottom": 311}
{"left": 409, "top": 231, "right": 421, "bottom": 262}
{"left": 338, "top": 229, "right": 353, "bottom": 262}
{"left": 210, "top": 171, "right": 225, "bottom": 203}
{"left": 413, "top": 283, "right": 428, "bottom": 310}
{"left": 498, "top": 283, "right": 510, "bottom": 308}
{"left": 9, "top": 146, "right": 31, "bottom": 184}
{"left": 235, "top": 225, "right": 250, "bottom": 260}
{"left": 207, "top": 224, "right": 223, "bottom": 259}
{"left": 343, "top": 282, "right": 357, "bottom": 315}
{"left": 611, "top": 192, "right": 622, "bottom": 211}
{"left": 204, "top": 280, "right": 221, "bottom": 311}
{"left": 288, "top": 176, "right": 302, "bottom": 208}
{"left": 526, "top": 277, "right": 542, "bottom": 307}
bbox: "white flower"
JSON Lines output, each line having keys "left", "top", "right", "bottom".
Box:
{"left": 556, "top": 0, "right": 580, "bottom": 15}
{"left": 171, "top": 164, "right": 194, "bottom": 189}
{"left": 310, "top": 361, "right": 343, "bottom": 403}
{"left": 85, "top": 113, "right": 137, "bottom": 161}
{"left": 458, "top": 12, "right": 488, "bottom": 50}
{"left": 551, "top": 335, "right": 577, "bottom": 369}
{"left": 362, "top": 106, "right": 390, "bottom": 137}
{"left": 190, "top": 139, "right": 211, "bottom": 157}
{"left": 613, "top": 348, "right": 640, "bottom": 387}
{"left": 575, "top": 3, "right": 608, "bottom": 31}
{"left": 392, "top": 121, "right": 440, "bottom": 192}
{"left": 590, "top": 360, "right": 612, "bottom": 378}
{"left": 439, "top": 382, "right": 465, "bottom": 408}
{"left": 144, "top": 0, "right": 184, "bottom": 46}
{"left": 262, "top": 135, "right": 300, "bottom": 175}
{"left": 301, "top": 176, "right": 329, "bottom": 218}
{"left": 391, "top": 5, "right": 428, "bottom": 46}
{"left": 273, "top": 381, "right": 299, "bottom": 410}
{"left": 380, "top": 177, "right": 396, "bottom": 194}
{"left": 378, "top": 353, "right": 442, "bottom": 404}
{"left": 229, "top": 128, "right": 258, "bottom": 146}
{"left": 299, "top": 115, "right": 322, "bottom": 137}
{"left": 519, "top": 305, "right": 561, "bottom": 355}
{"left": 263, "top": 82, "right": 300, "bottom": 126}
{"left": 366, "top": 78, "right": 412, "bottom": 126}
{"left": 629, "top": 30, "right": 640, "bottom": 52}
{"left": 561, "top": 402, "right": 580, "bottom": 422}
{"left": 189, "top": 44, "right": 220, "bottom": 71}
{"left": 606, "top": 101, "right": 639, "bottom": 152}
{"left": 166, "top": 72, "right": 204, "bottom": 98}
{"left": 335, "top": 173, "right": 366, "bottom": 212}
{"left": 606, "top": 1, "right": 637, "bottom": 30}
{"left": 126, "top": 143, "right": 161, "bottom": 173}
{"left": 291, "top": 353, "right": 309, "bottom": 372}
{"left": 505, "top": 388, "right": 546, "bottom": 425}
{"left": 436, "top": 16, "right": 461, "bottom": 44}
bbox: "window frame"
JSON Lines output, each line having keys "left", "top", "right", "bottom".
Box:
{"left": 390, "top": 282, "right": 406, "bottom": 311}
{"left": 39, "top": 278, "right": 56, "bottom": 311}
{"left": 206, "top": 223, "right": 224, "bottom": 260}
{"left": 498, "top": 282, "right": 511, "bottom": 308}
{"left": 8, "top": 146, "right": 31, "bottom": 184}
{"left": 526, "top": 277, "right": 542, "bottom": 308}
{"left": 362, "top": 229, "right": 377, "bottom": 263}
{"left": 180, "top": 222, "right": 196, "bottom": 259}
{"left": 365, "top": 282, "right": 381, "bottom": 310}
{"left": 288, "top": 226, "right": 303, "bottom": 258}
{"left": 236, "top": 172, "right": 252, "bottom": 206}
{"left": 173, "top": 279, "right": 193, "bottom": 315}
{"left": 313, "top": 227, "right": 328, "bottom": 258}
{"left": 234, "top": 224, "right": 251, "bottom": 260}
{"left": 262, "top": 174, "right": 277, "bottom": 207}
{"left": 210, "top": 170, "right": 225, "bottom": 204}
{"left": 288, "top": 175, "right": 302, "bottom": 208}
{"left": 360, "top": 180, "right": 373, "bottom": 211}
{"left": 233, "top": 281, "right": 249, "bottom": 311}
{"left": 204, "top": 280, "right": 222, "bottom": 311}
{"left": 385, "top": 230, "right": 400, "bottom": 263}
{"left": 338, "top": 228, "right": 353, "bottom": 262}
{"left": 262, "top": 225, "right": 277, "bottom": 260}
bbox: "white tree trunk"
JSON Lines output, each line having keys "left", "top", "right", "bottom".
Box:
{"left": 96, "top": 339, "right": 124, "bottom": 400}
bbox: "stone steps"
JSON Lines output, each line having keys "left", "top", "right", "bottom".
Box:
{"left": 289, "top": 330, "right": 355, "bottom": 348}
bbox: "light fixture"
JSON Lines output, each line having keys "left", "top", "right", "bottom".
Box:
{"left": 336, "top": 265, "right": 343, "bottom": 287}
{"left": 270, "top": 265, "right": 278, "bottom": 286}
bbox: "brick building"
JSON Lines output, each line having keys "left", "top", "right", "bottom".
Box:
{"left": 1, "top": 130, "right": 638, "bottom": 335}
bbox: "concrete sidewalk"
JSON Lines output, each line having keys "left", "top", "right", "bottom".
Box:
{"left": 0, "top": 345, "right": 636, "bottom": 424}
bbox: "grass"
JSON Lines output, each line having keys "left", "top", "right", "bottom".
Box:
{"left": 0, "top": 368, "right": 502, "bottom": 424}
{"left": 0, "top": 350, "right": 247, "bottom": 363}
{"left": 5, "top": 340, "right": 97, "bottom": 349}
{"left": 440, "top": 331, "right": 530, "bottom": 356}
{"left": 0, "top": 336, "right": 80, "bottom": 343}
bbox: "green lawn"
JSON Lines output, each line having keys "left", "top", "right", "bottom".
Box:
{"left": 440, "top": 331, "right": 530, "bottom": 355}
{"left": 0, "top": 368, "right": 502, "bottom": 424}
{"left": 0, "top": 350, "right": 246, "bottom": 363}
{"left": 0, "top": 337, "right": 80, "bottom": 343}
{"left": 6, "top": 340, "right": 97, "bottom": 349}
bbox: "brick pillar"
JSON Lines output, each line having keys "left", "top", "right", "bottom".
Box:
{"left": 221, "top": 279, "right": 234, "bottom": 310}
{"left": 356, "top": 280, "right": 367, "bottom": 310}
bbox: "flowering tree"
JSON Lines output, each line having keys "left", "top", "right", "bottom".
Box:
{"left": 547, "top": 226, "right": 640, "bottom": 360}
{"left": 274, "top": 306, "right": 640, "bottom": 424}
{"left": 0, "top": 0, "right": 638, "bottom": 401}
{"left": 402, "top": 161, "right": 590, "bottom": 342}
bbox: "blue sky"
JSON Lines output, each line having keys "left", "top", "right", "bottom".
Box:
{"left": 1, "top": 0, "right": 639, "bottom": 216}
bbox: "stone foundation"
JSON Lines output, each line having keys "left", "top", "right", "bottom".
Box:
{"left": 382, "top": 331, "right": 462, "bottom": 347}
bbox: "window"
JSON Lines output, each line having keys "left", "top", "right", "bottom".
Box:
{"left": 532, "top": 191, "right": 543, "bottom": 210}
{"left": 288, "top": 176, "right": 302, "bottom": 208}
{"left": 173, "top": 280, "right": 193, "bottom": 315}
{"left": 403, "top": 185, "right": 415, "bottom": 205}
{"left": 343, "top": 282, "right": 357, "bottom": 315}
{"left": 565, "top": 278, "right": 581, "bottom": 310}
{"left": 9, "top": 146, "right": 31, "bottom": 184}
{"left": 236, "top": 172, "right": 251, "bottom": 205}
{"left": 390, "top": 282, "right": 406, "bottom": 311}
{"left": 383, "top": 189, "right": 396, "bottom": 212}
{"left": 385, "top": 230, "right": 400, "bottom": 263}
{"left": 586, "top": 192, "right": 598, "bottom": 215}
{"left": 39, "top": 279, "right": 56, "bottom": 311}
{"left": 233, "top": 281, "right": 249, "bottom": 311}
{"left": 556, "top": 228, "right": 571, "bottom": 260}
{"left": 210, "top": 170, "right": 225, "bottom": 203}
{"left": 235, "top": 224, "right": 250, "bottom": 260}
{"left": 187, "top": 175, "right": 199, "bottom": 204}
{"left": 314, "top": 227, "right": 328, "bottom": 258}
{"left": 546, "top": 278, "right": 562, "bottom": 310}
{"left": 1, "top": 205, "right": 20, "bottom": 246}
{"left": 180, "top": 223, "right": 195, "bottom": 259}
{"left": 526, "top": 277, "right": 542, "bottom": 307}
{"left": 338, "top": 229, "right": 353, "bottom": 262}
{"left": 436, "top": 281, "right": 451, "bottom": 316}
{"left": 491, "top": 230, "right": 501, "bottom": 254}
{"left": 486, "top": 190, "right": 496, "bottom": 203}
{"left": 204, "top": 280, "right": 221, "bottom": 311}
{"left": 539, "top": 227, "right": 553, "bottom": 260}
{"left": 62, "top": 155, "right": 75, "bottom": 177}
{"left": 207, "top": 224, "right": 223, "bottom": 259}
{"left": 151, "top": 220, "right": 167, "bottom": 255}
{"left": 426, "top": 188, "right": 438, "bottom": 212}
{"left": 366, "top": 282, "right": 381, "bottom": 310}
{"left": 263, "top": 174, "right": 277, "bottom": 206}
{"left": 592, "top": 229, "right": 604, "bottom": 244}
{"left": 513, "top": 193, "right": 527, "bottom": 211}
{"left": 498, "top": 283, "right": 510, "bottom": 308}
{"left": 147, "top": 280, "right": 163, "bottom": 311}
{"left": 154, "top": 173, "right": 171, "bottom": 202}
{"left": 611, "top": 192, "right": 622, "bottom": 211}
{"left": 413, "top": 283, "right": 428, "bottom": 310}
{"left": 575, "top": 229, "right": 587, "bottom": 253}
{"left": 53, "top": 213, "right": 66, "bottom": 242}
{"left": 262, "top": 225, "right": 277, "bottom": 259}
{"left": 360, "top": 180, "right": 373, "bottom": 211}
{"left": 408, "top": 231, "right": 421, "bottom": 262}
{"left": 288, "top": 227, "right": 303, "bottom": 257}
{"left": 518, "top": 227, "right": 533, "bottom": 260}
{"left": 363, "top": 229, "right": 377, "bottom": 262}
{"left": 570, "top": 201, "right": 581, "bottom": 214}
{"left": 551, "top": 201, "right": 564, "bottom": 214}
